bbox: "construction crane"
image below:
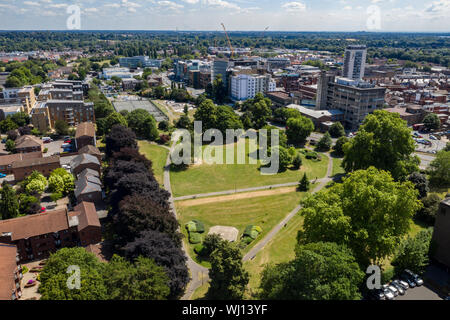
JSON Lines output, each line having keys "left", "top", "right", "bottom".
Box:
{"left": 262, "top": 26, "right": 269, "bottom": 37}
{"left": 221, "top": 23, "right": 235, "bottom": 58}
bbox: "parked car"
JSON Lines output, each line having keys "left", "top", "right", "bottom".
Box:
{"left": 400, "top": 274, "right": 416, "bottom": 288}
{"left": 64, "top": 139, "right": 72, "bottom": 144}
{"left": 0, "top": 173, "right": 6, "bottom": 178}
{"left": 391, "top": 281, "right": 406, "bottom": 295}
{"left": 369, "top": 289, "right": 385, "bottom": 300}
{"left": 384, "top": 284, "right": 399, "bottom": 297}
{"left": 40, "top": 207, "right": 46, "bottom": 213}
{"left": 61, "top": 143, "right": 71, "bottom": 148}
{"left": 405, "top": 270, "right": 424, "bottom": 286}
{"left": 383, "top": 287, "right": 395, "bottom": 300}
{"left": 394, "top": 279, "right": 409, "bottom": 290}
{"left": 62, "top": 164, "right": 71, "bottom": 170}
{"left": 429, "top": 135, "right": 437, "bottom": 140}
{"left": 1, "top": 138, "right": 6, "bottom": 143}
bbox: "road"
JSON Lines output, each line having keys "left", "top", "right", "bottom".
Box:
{"left": 415, "top": 152, "right": 436, "bottom": 170}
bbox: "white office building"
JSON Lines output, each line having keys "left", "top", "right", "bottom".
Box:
{"left": 343, "top": 45, "right": 367, "bottom": 80}
{"left": 230, "top": 74, "right": 276, "bottom": 101}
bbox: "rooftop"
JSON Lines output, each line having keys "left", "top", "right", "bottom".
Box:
{"left": 0, "top": 244, "right": 18, "bottom": 300}
{"left": 11, "top": 155, "right": 60, "bottom": 169}
{"left": 75, "top": 122, "right": 96, "bottom": 139}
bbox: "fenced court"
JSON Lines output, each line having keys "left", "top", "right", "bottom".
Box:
{"left": 112, "top": 99, "right": 169, "bottom": 122}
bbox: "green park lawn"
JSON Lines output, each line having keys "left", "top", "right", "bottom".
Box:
{"left": 175, "top": 189, "right": 308, "bottom": 269}
{"left": 170, "top": 141, "right": 329, "bottom": 197}
{"left": 138, "top": 140, "right": 169, "bottom": 187}
{"left": 332, "top": 157, "right": 345, "bottom": 177}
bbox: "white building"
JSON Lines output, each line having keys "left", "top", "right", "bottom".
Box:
{"left": 230, "top": 74, "right": 276, "bottom": 101}
{"left": 343, "top": 45, "right": 367, "bottom": 80}
{"left": 101, "top": 67, "right": 134, "bottom": 80}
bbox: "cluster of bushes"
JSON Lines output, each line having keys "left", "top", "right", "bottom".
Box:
{"left": 104, "top": 125, "right": 189, "bottom": 299}
{"left": 185, "top": 220, "right": 205, "bottom": 244}
{"left": 240, "top": 225, "right": 262, "bottom": 248}
{"left": 300, "top": 149, "right": 322, "bottom": 161}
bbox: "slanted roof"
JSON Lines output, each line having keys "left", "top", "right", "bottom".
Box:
{"left": 72, "top": 202, "right": 101, "bottom": 231}
{"left": 75, "top": 177, "right": 102, "bottom": 198}
{"left": 70, "top": 153, "right": 100, "bottom": 170}
{"left": 15, "top": 135, "right": 43, "bottom": 149}
{"left": 75, "top": 122, "right": 95, "bottom": 139}
{"left": 0, "top": 152, "right": 42, "bottom": 167}
{"left": 77, "top": 168, "right": 100, "bottom": 180}
{"left": 0, "top": 209, "right": 69, "bottom": 241}
{"left": 78, "top": 145, "right": 101, "bottom": 156}
{"left": 0, "top": 244, "right": 18, "bottom": 300}
{"left": 11, "top": 155, "right": 60, "bottom": 169}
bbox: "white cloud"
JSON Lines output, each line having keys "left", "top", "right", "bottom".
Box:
{"left": 282, "top": 2, "right": 306, "bottom": 13}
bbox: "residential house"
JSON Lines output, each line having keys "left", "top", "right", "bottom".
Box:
{"left": 11, "top": 156, "right": 60, "bottom": 181}
{"left": 78, "top": 145, "right": 102, "bottom": 162}
{"left": 14, "top": 135, "right": 43, "bottom": 154}
{"left": 0, "top": 244, "right": 22, "bottom": 300}
{"left": 70, "top": 153, "right": 101, "bottom": 177}
{"left": 75, "top": 122, "right": 96, "bottom": 151}
{"left": 0, "top": 152, "right": 42, "bottom": 175}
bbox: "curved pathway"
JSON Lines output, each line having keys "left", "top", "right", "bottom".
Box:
{"left": 163, "top": 142, "right": 209, "bottom": 300}
{"left": 164, "top": 143, "right": 334, "bottom": 299}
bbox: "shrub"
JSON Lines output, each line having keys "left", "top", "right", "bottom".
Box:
{"left": 189, "top": 232, "right": 202, "bottom": 244}
{"left": 22, "top": 266, "right": 29, "bottom": 274}
{"left": 50, "top": 192, "right": 63, "bottom": 202}
{"left": 185, "top": 220, "right": 205, "bottom": 233}
{"left": 43, "top": 147, "right": 48, "bottom": 154}
{"left": 194, "top": 244, "right": 205, "bottom": 255}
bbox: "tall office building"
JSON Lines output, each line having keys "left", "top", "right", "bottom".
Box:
{"left": 230, "top": 74, "right": 276, "bottom": 101}
{"left": 343, "top": 45, "right": 367, "bottom": 80}
{"left": 213, "top": 58, "right": 231, "bottom": 89}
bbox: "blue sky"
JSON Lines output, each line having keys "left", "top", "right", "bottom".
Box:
{"left": 0, "top": 0, "right": 449, "bottom": 31}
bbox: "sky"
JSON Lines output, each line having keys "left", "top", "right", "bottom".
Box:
{"left": 0, "top": 0, "right": 449, "bottom": 32}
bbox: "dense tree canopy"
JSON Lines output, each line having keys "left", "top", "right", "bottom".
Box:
{"left": 286, "top": 116, "right": 314, "bottom": 145}
{"left": 343, "top": 110, "right": 419, "bottom": 181}
{"left": 259, "top": 242, "right": 364, "bottom": 300}
{"left": 299, "top": 167, "right": 421, "bottom": 265}
{"left": 428, "top": 150, "right": 450, "bottom": 187}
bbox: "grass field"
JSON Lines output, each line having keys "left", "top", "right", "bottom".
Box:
{"left": 170, "top": 140, "right": 329, "bottom": 197}
{"left": 332, "top": 157, "right": 345, "bottom": 176}
{"left": 176, "top": 189, "right": 308, "bottom": 268}
{"left": 138, "top": 141, "right": 169, "bottom": 187}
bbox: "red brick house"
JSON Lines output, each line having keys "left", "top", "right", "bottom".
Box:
{"left": 14, "top": 135, "right": 43, "bottom": 154}
{"left": 0, "top": 152, "right": 42, "bottom": 175}
{"left": 75, "top": 122, "right": 96, "bottom": 151}
{"left": 11, "top": 155, "right": 60, "bottom": 181}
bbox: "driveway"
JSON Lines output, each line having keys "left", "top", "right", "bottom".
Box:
{"left": 43, "top": 139, "right": 64, "bottom": 157}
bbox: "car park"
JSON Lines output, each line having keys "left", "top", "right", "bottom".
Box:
{"left": 0, "top": 173, "right": 6, "bottom": 178}
{"left": 400, "top": 274, "right": 416, "bottom": 288}
{"left": 405, "top": 270, "right": 424, "bottom": 286}
{"left": 394, "top": 279, "right": 409, "bottom": 290}
{"left": 429, "top": 135, "right": 437, "bottom": 140}
{"left": 384, "top": 284, "right": 399, "bottom": 297}
{"left": 369, "top": 289, "right": 385, "bottom": 300}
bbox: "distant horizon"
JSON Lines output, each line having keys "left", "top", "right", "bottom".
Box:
{"left": 1, "top": 30, "right": 450, "bottom": 34}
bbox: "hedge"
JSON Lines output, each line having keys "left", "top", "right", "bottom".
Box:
{"left": 189, "top": 232, "right": 202, "bottom": 244}
{"left": 185, "top": 220, "right": 205, "bottom": 233}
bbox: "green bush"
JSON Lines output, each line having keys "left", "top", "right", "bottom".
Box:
{"left": 194, "top": 244, "right": 205, "bottom": 255}
{"left": 22, "top": 266, "right": 29, "bottom": 274}
{"left": 305, "top": 151, "right": 318, "bottom": 160}
{"left": 185, "top": 221, "right": 196, "bottom": 232}
{"left": 189, "top": 232, "right": 202, "bottom": 244}
{"left": 244, "top": 225, "right": 254, "bottom": 237}
{"left": 244, "top": 225, "right": 262, "bottom": 239}
{"left": 185, "top": 220, "right": 205, "bottom": 233}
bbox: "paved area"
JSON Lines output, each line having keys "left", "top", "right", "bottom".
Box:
{"left": 396, "top": 284, "right": 443, "bottom": 300}
{"left": 43, "top": 139, "right": 64, "bottom": 156}
{"left": 20, "top": 259, "right": 45, "bottom": 300}
{"left": 113, "top": 99, "right": 168, "bottom": 122}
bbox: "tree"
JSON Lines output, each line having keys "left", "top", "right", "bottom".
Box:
{"left": 25, "top": 178, "right": 46, "bottom": 195}
{"left": 259, "top": 242, "right": 364, "bottom": 300}
{"left": 271, "top": 146, "right": 292, "bottom": 172}
{"left": 407, "top": 172, "right": 429, "bottom": 199}
{"left": 240, "top": 93, "right": 272, "bottom": 129}
{"left": 211, "top": 74, "right": 227, "bottom": 104}
{"left": 201, "top": 234, "right": 223, "bottom": 257}
{"left": 175, "top": 114, "right": 192, "bottom": 130}
{"left": 123, "top": 230, "right": 189, "bottom": 299}
{"left": 10, "top": 112, "right": 30, "bottom": 127}
{"left": 333, "top": 136, "right": 349, "bottom": 156}
{"left": 0, "top": 118, "right": 19, "bottom": 133}
{"left": 292, "top": 153, "right": 302, "bottom": 170}
{"left": 0, "top": 181, "right": 19, "bottom": 220}
{"left": 18, "top": 194, "right": 40, "bottom": 215}
{"left": 428, "top": 150, "right": 450, "bottom": 187}
{"left": 416, "top": 193, "right": 441, "bottom": 225}
{"left": 48, "top": 168, "right": 75, "bottom": 195}
{"left": 423, "top": 113, "right": 440, "bottom": 131}
{"left": 392, "top": 229, "right": 433, "bottom": 275}
{"left": 286, "top": 116, "right": 314, "bottom": 145}
{"left": 299, "top": 167, "right": 421, "bottom": 265}
{"left": 316, "top": 132, "right": 332, "bottom": 151}
{"left": 208, "top": 239, "right": 249, "bottom": 300}
{"left": 5, "top": 139, "right": 15, "bottom": 153}
{"left": 39, "top": 248, "right": 108, "bottom": 300}
{"left": 103, "top": 112, "right": 128, "bottom": 135}
{"left": 54, "top": 120, "right": 69, "bottom": 136}
{"left": 127, "top": 109, "right": 158, "bottom": 140}
{"left": 194, "top": 99, "right": 217, "bottom": 132}
{"left": 103, "top": 255, "right": 170, "bottom": 300}
{"left": 329, "top": 122, "right": 345, "bottom": 138}
{"left": 298, "top": 173, "right": 310, "bottom": 192}
{"left": 105, "top": 125, "right": 137, "bottom": 158}
{"left": 342, "top": 110, "right": 419, "bottom": 181}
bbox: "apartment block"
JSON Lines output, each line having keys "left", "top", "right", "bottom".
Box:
{"left": 0, "top": 202, "right": 101, "bottom": 263}
{"left": 119, "top": 56, "right": 163, "bottom": 69}
{"left": 230, "top": 74, "right": 276, "bottom": 101}
{"left": 343, "top": 45, "right": 367, "bottom": 80}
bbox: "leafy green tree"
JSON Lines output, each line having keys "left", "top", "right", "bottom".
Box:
{"left": 103, "top": 255, "right": 170, "bottom": 300}
{"left": 329, "top": 122, "right": 345, "bottom": 138}
{"left": 215, "top": 106, "right": 243, "bottom": 133}
{"left": 342, "top": 110, "right": 419, "bottom": 181}
{"left": 48, "top": 168, "right": 75, "bottom": 195}
{"left": 127, "top": 109, "right": 158, "bottom": 141}
{"left": 273, "top": 146, "right": 292, "bottom": 172}
{"left": 0, "top": 181, "right": 19, "bottom": 220}
{"left": 333, "top": 136, "right": 349, "bottom": 156}
{"left": 259, "top": 242, "right": 364, "bottom": 300}
{"left": 423, "top": 113, "right": 440, "bottom": 131}
{"left": 316, "top": 132, "right": 332, "bottom": 151}
{"left": 39, "top": 248, "right": 108, "bottom": 300}
{"left": 416, "top": 193, "right": 441, "bottom": 225}
{"left": 260, "top": 125, "right": 288, "bottom": 148}
{"left": 211, "top": 74, "right": 227, "bottom": 104}
{"left": 54, "top": 120, "right": 69, "bottom": 136}
{"left": 392, "top": 229, "right": 433, "bottom": 275}
{"left": 194, "top": 99, "right": 217, "bottom": 131}
{"left": 298, "top": 173, "right": 310, "bottom": 192}
{"left": 18, "top": 194, "right": 40, "bottom": 215}
{"left": 5, "top": 139, "right": 15, "bottom": 153}
{"left": 0, "top": 118, "right": 19, "bottom": 133}
{"left": 286, "top": 116, "right": 314, "bottom": 145}
{"left": 428, "top": 150, "right": 450, "bottom": 187}
{"left": 9, "top": 112, "right": 30, "bottom": 127}
{"left": 208, "top": 239, "right": 249, "bottom": 300}
{"left": 407, "top": 172, "right": 429, "bottom": 199}
{"left": 299, "top": 167, "right": 422, "bottom": 265}
{"left": 103, "top": 112, "right": 128, "bottom": 135}
{"left": 25, "top": 179, "right": 46, "bottom": 195}
{"left": 240, "top": 93, "right": 272, "bottom": 129}
{"left": 292, "top": 153, "right": 302, "bottom": 170}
